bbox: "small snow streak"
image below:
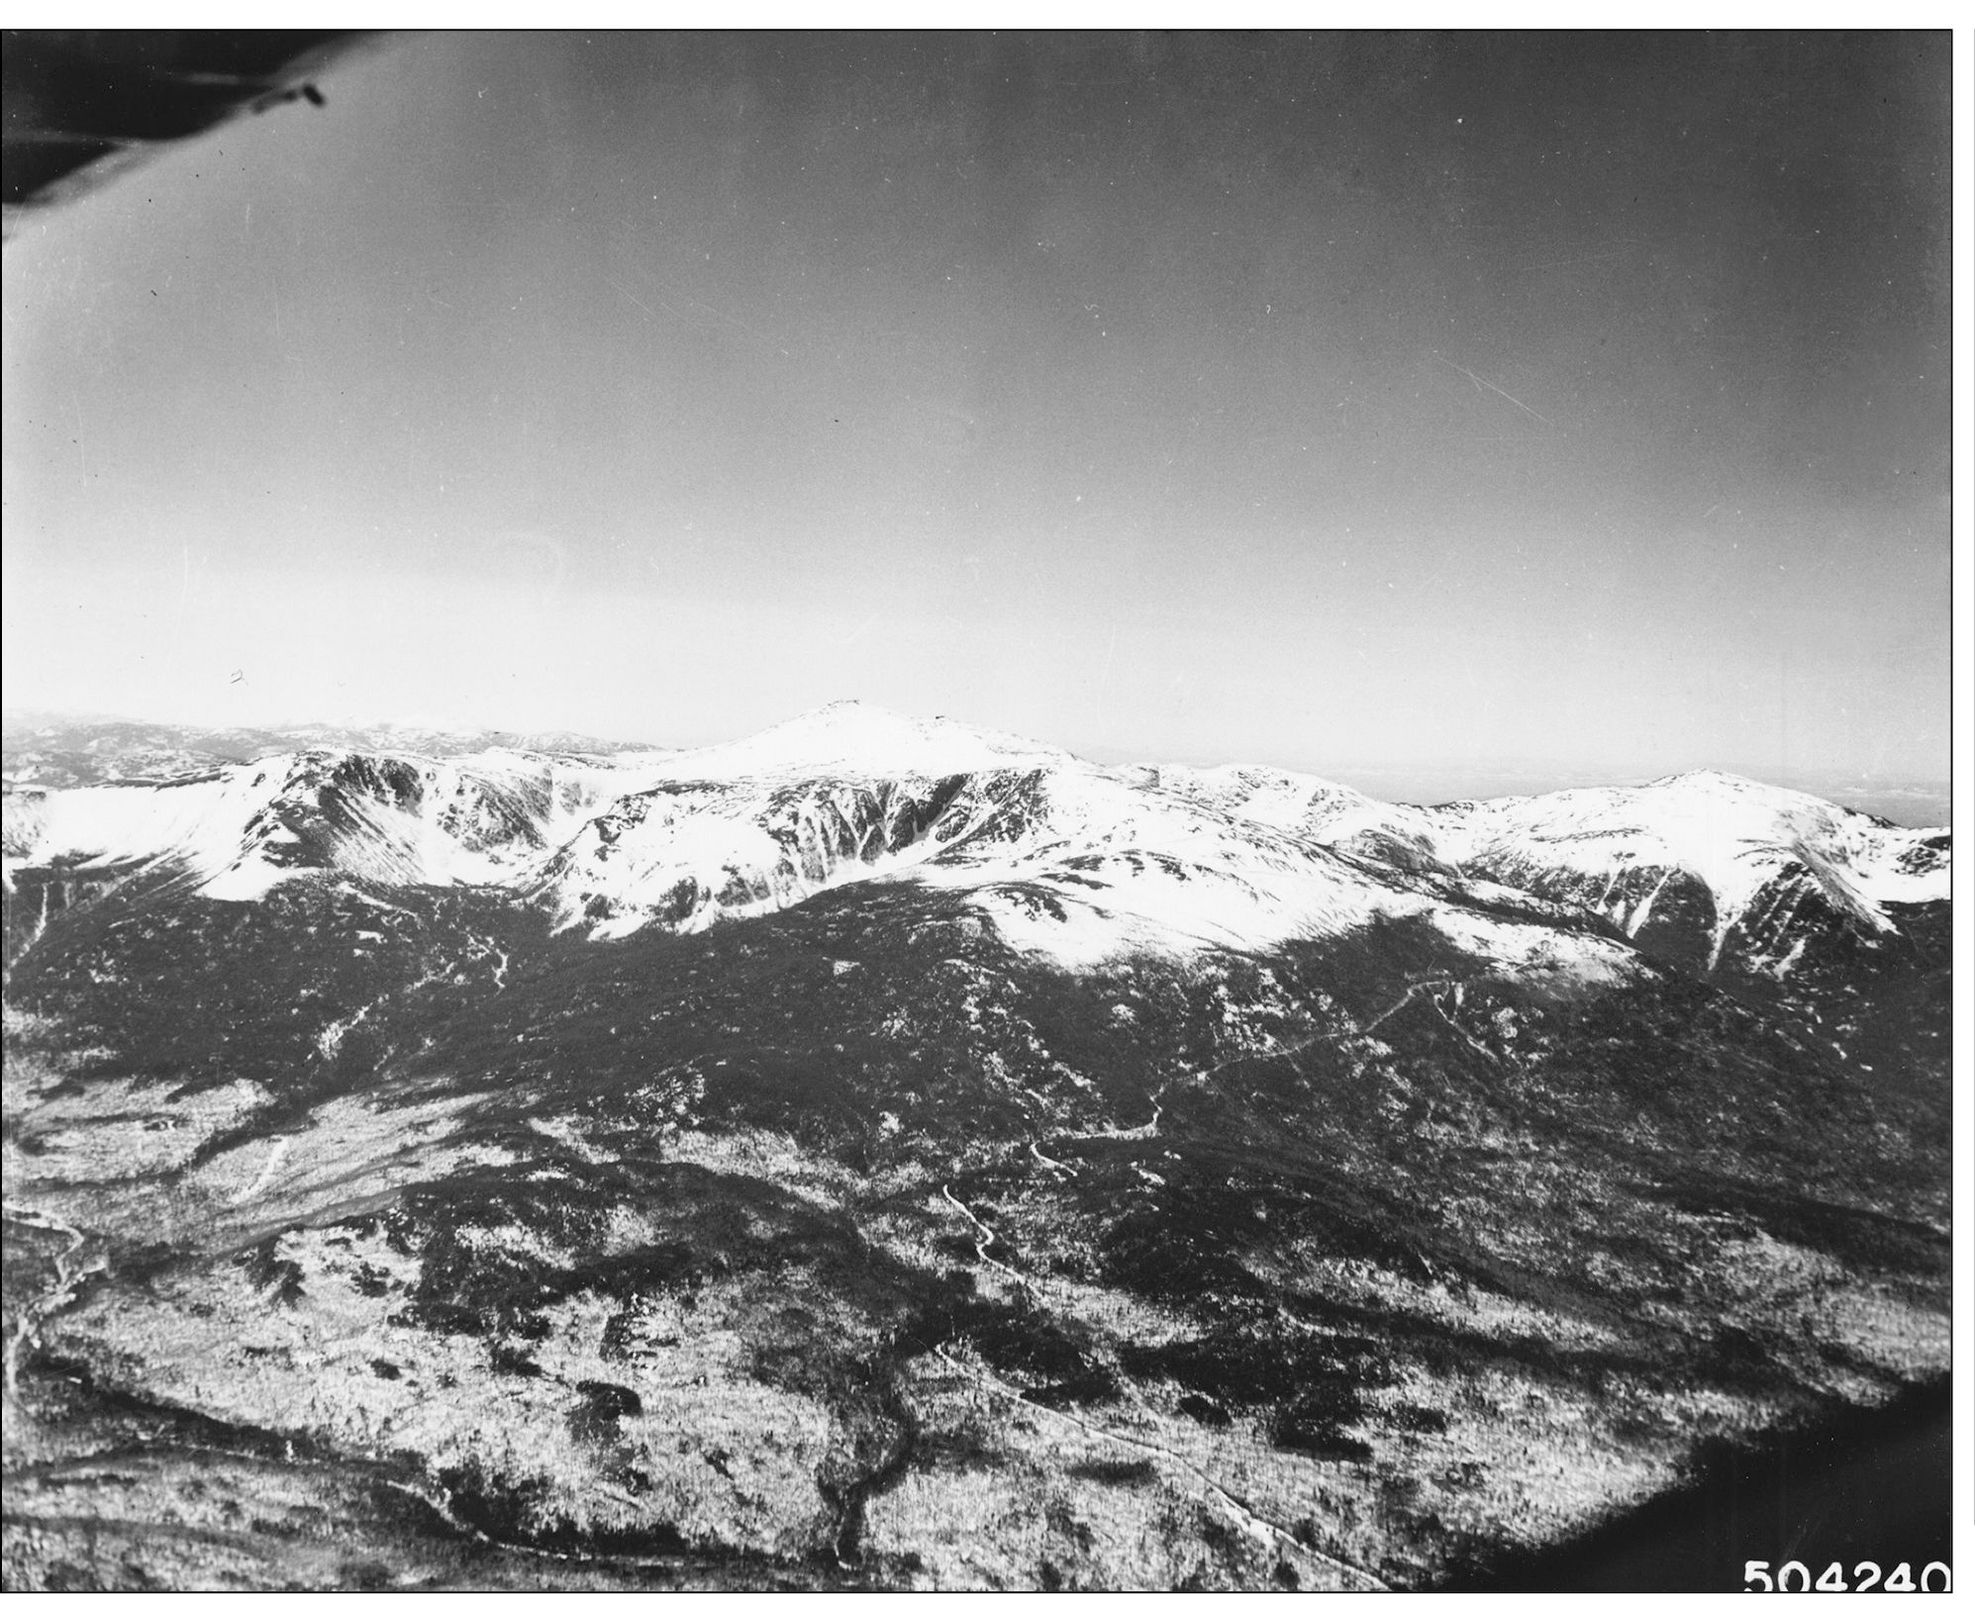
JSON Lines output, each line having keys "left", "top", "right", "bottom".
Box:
{"left": 227, "top": 1135, "right": 293, "bottom": 1204}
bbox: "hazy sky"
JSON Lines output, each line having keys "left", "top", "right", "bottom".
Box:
{"left": 1, "top": 31, "right": 1952, "bottom": 799}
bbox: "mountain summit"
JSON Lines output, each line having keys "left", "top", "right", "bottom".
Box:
{"left": 653, "top": 700, "right": 1070, "bottom": 778}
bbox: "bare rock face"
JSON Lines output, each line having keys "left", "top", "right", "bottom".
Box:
{"left": 2, "top": 709, "right": 1949, "bottom": 1589}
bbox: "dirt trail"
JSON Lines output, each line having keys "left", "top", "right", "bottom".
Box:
{"left": 1028, "top": 1141, "right": 1076, "bottom": 1178}
{"left": 941, "top": 1185, "right": 1029, "bottom": 1285}
{"left": 3, "top": 1204, "right": 103, "bottom": 1400}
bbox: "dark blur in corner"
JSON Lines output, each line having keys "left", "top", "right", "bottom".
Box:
{"left": 2, "top": 29, "right": 370, "bottom": 241}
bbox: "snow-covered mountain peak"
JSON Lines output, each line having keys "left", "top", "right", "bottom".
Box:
{"left": 642, "top": 701, "right": 1071, "bottom": 781}
{"left": 1640, "top": 768, "right": 1834, "bottom": 809}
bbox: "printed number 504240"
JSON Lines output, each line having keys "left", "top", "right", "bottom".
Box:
{"left": 1745, "top": 1561, "right": 1951, "bottom": 1592}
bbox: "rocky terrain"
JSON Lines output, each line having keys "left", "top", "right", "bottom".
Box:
{"left": 1, "top": 705, "right": 1950, "bottom": 1588}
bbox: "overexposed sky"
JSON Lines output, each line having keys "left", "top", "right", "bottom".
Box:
{"left": 2, "top": 32, "right": 1951, "bottom": 794}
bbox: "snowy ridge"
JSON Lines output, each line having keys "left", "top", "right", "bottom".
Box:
{"left": 910, "top": 763, "right": 1452, "bottom": 961}
{"left": 535, "top": 769, "right": 1024, "bottom": 939}
{"left": 1425, "top": 770, "right": 1947, "bottom": 972}
{"left": 534, "top": 736, "right": 1452, "bottom": 962}
{"left": 4, "top": 706, "right": 1944, "bottom": 984}
{"left": 3, "top": 747, "right": 649, "bottom": 902}
{"left": 1121, "top": 761, "right": 1415, "bottom": 842}
{"left": 1130, "top": 760, "right": 1946, "bottom": 976}
{"left": 1121, "top": 762, "right": 1445, "bottom": 872}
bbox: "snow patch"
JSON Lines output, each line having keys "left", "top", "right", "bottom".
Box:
{"left": 1429, "top": 908, "right": 1643, "bottom": 988}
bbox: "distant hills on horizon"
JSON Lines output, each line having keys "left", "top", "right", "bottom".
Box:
{"left": 0, "top": 704, "right": 1949, "bottom": 827}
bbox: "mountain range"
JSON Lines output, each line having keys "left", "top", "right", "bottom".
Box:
{"left": 0, "top": 704, "right": 1951, "bottom": 1588}
{"left": 5, "top": 701, "right": 1944, "bottom": 978}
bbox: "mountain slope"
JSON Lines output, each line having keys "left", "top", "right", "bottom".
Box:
{"left": 1428, "top": 770, "right": 1947, "bottom": 973}
{"left": 1, "top": 706, "right": 1949, "bottom": 1586}
{"left": 1130, "top": 759, "right": 1946, "bottom": 985}
{"left": 5, "top": 748, "right": 651, "bottom": 902}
